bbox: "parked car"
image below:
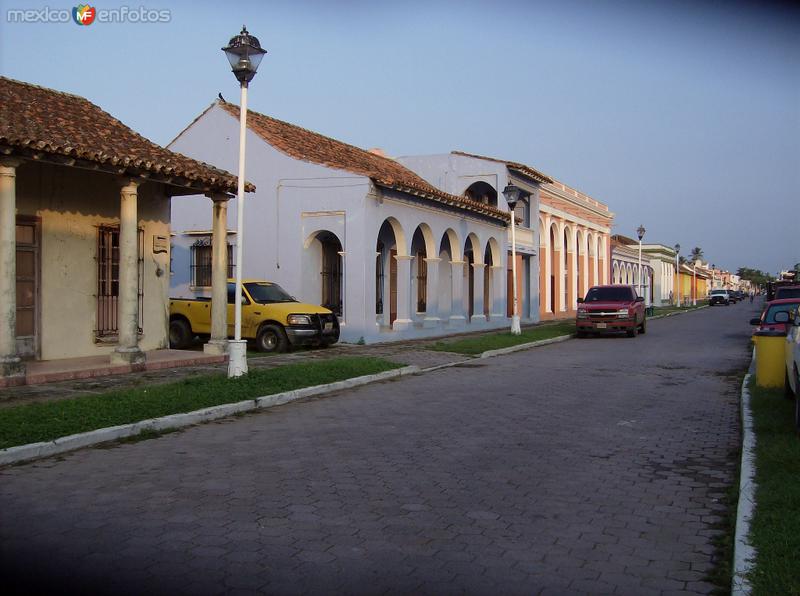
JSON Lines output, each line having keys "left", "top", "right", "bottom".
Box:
{"left": 774, "top": 285, "right": 800, "bottom": 300}
{"left": 709, "top": 289, "right": 732, "bottom": 306}
{"left": 576, "top": 285, "right": 646, "bottom": 338}
{"left": 169, "top": 280, "right": 339, "bottom": 352}
{"left": 783, "top": 308, "right": 800, "bottom": 431}
{"left": 749, "top": 299, "right": 800, "bottom": 333}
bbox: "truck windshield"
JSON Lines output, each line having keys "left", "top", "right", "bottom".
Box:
{"left": 584, "top": 287, "right": 634, "bottom": 302}
{"left": 244, "top": 282, "right": 296, "bottom": 304}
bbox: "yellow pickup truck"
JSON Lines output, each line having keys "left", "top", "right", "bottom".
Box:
{"left": 169, "top": 280, "right": 339, "bottom": 353}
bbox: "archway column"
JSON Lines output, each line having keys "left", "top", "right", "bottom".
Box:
{"left": 205, "top": 193, "right": 231, "bottom": 356}
{"left": 552, "top": 248, "right": 562, "bottom": 312}
{"left": 491, "top": 265, "right": 505, "bottom": 322}
{"left": 449, "top": 260, "right": 466, "bottom": 326}
{"left": 392, "top": 254, "right": 413, "bottom": 331}
{"left": 471, "top": 263, "right": 485, "bottom": 323}
{"left": 423, "top": 257, "right": 441, "bottom": 328}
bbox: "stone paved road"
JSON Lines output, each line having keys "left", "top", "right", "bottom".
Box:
{"left": 0, "top": 303, "right": 757, "bottom": 595}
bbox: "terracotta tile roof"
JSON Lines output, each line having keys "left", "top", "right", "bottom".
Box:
{"left": 451, "top": 151, "right": 554, "bottom": 184}
{"left": 0, "top": 77, "right": 249, "bottom": 194}
{"left": 217, "top": 101, "right": 509, "bottom": 223}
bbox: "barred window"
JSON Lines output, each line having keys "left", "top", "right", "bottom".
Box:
{"left": 96, "top": 226, "right": 143, "bottom": 338}
{"left": 191, "top": 239, "right": 234, "bottom": 287}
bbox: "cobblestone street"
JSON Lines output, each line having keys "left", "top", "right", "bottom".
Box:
{"left": 0, "top": 304, "right": 754, "bottom": 595}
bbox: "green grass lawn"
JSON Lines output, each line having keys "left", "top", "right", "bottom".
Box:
{"left": 0, "top": 357, "right": 401, "bottom": 450}
{"left": 429, "top": 321, "right": 575, "bottom": 355}
{"left": 747, "top": 379, "right": 800, "bottom": 595}
{"left": 652, "top": 301, "right": 709, "bottom": 315}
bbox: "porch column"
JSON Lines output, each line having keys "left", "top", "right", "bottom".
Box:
{"left": 111, "top": 180, "right": 145, "bottom": 366}
{"left": 423, "top": 257, "right": 440, "bottom": 328}
{"left": 471, "top": 263, "right": 485, "bottom": 323}
{"left": 490, "top": 265, "right": 505, "bottom": 322}
{"left": 449, "top": 260, "right": 466, "bottom": 326}
{"left": 392, "top": 254, "right": 413, "bottom": 331}
{"left": 205, "top": 193, "right": 230, "bottom": 356}
{"left": 0, "top": 159, "right": 24, "bottom": 379}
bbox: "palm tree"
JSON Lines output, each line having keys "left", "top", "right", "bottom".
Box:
{"left": 690, "top": 247, "right": 704, "bottom": 263}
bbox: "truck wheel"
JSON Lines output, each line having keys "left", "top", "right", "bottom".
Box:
{"left": 626, "top": 325, "right": 638, "bottom": 338}
{"left": 169, "top": 318, "right": 192, "bottom": 349}
{"left": 256, "top": 324, "right": 289, "bottom": 353}
{"left": 639, "top": 318, "right": 647, "bottom": 334}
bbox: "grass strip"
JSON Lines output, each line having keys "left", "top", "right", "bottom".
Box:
{"left": 747, "top": 378, "right": 800, "bottom": 595}
{"left": 429, "top": 321, "right": 575, "bottom": 355}
{"left": 0, "top": 357, "right": 401, "bottom": 450}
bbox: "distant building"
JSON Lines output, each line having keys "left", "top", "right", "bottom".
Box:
{"left": 641, "top": 244, "right": 678, "bottom": 306}
{"left": 611, "top": 235, "right": 654, "bottom": 305}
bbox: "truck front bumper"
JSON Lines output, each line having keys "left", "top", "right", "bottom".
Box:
{"left": 577, "top": 318, "right": 637, "bottom": 333}
{"left": 285, "top": 316, "right": 340, "bottom": 347}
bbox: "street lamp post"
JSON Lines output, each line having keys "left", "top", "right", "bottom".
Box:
{"left": 222, "top": 26, "right": 267, "bottom": 378}
{"left": 692, "top": 263, "right": 697, "bottom": 306}
{"left": 674, "top": 243, "right": 681, "bottom": 307}
{"left": 502, "top": 182, "right": 530, "bottom": 335}
{"left": 636, "top": 224, "right": 645, "bottom": 299}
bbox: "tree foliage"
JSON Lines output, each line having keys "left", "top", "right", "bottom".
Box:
{"left": 736, "top": 267, "right": 775, "bottom": 287}
{"left": 690, "top": 247, "right": 704, "bottom": 262}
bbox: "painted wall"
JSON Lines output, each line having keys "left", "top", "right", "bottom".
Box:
{"left": 15, "top": 161, "right": 172, "bottom": 360}
{"left": 169, "top": 105, "right": 512, "bottom": 343}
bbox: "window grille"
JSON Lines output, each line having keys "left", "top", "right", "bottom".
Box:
{"left": 376, "top": 243, "right": 384, "bottom": 314}
{"left": 321, "top": 240, "right": 343, "bottom": 316}
{"left": 96, "top": 226, "right": 143, "bottom": 338}
{"left": 416, "top": 251, "right": 427, "bottom": 312}
{"left": 191, "top": 238, "right": 234, "bottom": 287}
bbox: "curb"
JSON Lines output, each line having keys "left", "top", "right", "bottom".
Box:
{"left": 732, "top": 350, "right": 757, "bottom": 595}
{"left": 0, "top": 365, "right": 419, "bottom": 467}
{"left": 479, "top": 334, "right": 573, "bottom": 359}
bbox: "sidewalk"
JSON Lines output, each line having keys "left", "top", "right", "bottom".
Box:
{"left": 0, "top": 331, "right": 480, "bottom": 408}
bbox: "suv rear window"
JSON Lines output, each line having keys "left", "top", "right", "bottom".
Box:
{"left": 711, "top": 290, "right": 728, "bottom": 295}
{"left": 584, "top": 287, "right": 634, "bottom": 302}
{"left": 775, "top": 287, "right": 800, "bottom": 299}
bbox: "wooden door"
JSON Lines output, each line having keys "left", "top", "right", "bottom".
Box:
{"left": 15, "top": 218, "right": 39, "bottom": 358}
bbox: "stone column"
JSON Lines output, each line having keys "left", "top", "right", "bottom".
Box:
{"left": 205, "top": 193, "right": 230, "bottom": 355}
{"left": 423, "top": 257, "right": 440, "bottom": 328}
{"left": 449, "top": 260, "right": 466, "bottom": 326}
{"left": 0, "top": 159, "right": 24, "bottom": 380}
{"left": 111, "top": 180, "right": 145, "bottom": 366}
{"left": 471, "top": 263, "right": 485, "bottom": 323}
{"left": 392, "top": 254, "right": 413, "bottom": 331}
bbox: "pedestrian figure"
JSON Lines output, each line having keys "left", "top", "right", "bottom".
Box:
{"left": 750, "top": 291, "right": 754, "bottom": 303}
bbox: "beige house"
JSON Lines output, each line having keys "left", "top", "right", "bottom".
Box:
{"left": 0, "top": 77, "right": 245, "bottom": 386}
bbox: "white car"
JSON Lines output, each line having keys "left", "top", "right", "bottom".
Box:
{"left": 784, "top": 308, "right": 800, "bottom": 431}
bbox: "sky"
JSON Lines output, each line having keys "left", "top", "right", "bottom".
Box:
{"left": 1, "top": 0, "right": 798, "bottom": 275}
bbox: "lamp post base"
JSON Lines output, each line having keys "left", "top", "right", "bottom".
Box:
{"left": 227, "top": 339, "right": 248, "bottom": 378}
{"left": 511, "top": 315, "right": 521, "bottom": 335}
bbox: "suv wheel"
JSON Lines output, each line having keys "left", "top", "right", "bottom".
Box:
{"left": 626, "top": 325, "right": 638, "bottom": 338}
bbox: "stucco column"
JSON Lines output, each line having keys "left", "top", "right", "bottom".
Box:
{"left": 471, "top": 263, "right": 486, "bottom": 323}
{"left": 392, "top": 254, "right": 413, "bottom": 331}
{"left": 449, "top": 260, "right": 466, "bottom": 326}
{"left": 423, "top": 257, "right": 440, "bottom": 328}
{"left": 490, "top": 265, "right": 505, "bottom": 321}
{"left": 0, "top": 159, "right": 24, "bottom": 380}
{"left": 205, "top": 193, "right": 231, "bottom": 356}
{"left": 111, "top": 180, "right": 145, "bottom": 366}
{"left": 589, "top": 255, "right": 596, "bottom": 288}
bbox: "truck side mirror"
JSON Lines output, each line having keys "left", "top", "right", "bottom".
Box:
{"left": 749, "top": 318, "right": 762, "bottom": 326}
{"left": 577, "top": 297, "right": 584, "bottom": 303}
{"left": 634, "top": 296, "right": 644, "bottom": 303}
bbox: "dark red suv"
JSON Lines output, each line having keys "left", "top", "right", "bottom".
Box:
{"left": 576, "top": 285, "right": 647, "bottom": 338}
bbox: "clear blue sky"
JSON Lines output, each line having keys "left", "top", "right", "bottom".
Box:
{"left": 2, "top": 0, "right": 797, "bottom": 274}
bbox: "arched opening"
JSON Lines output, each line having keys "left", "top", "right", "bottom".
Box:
{"left": 376, "top": 219, "right": 405, "bottom": 326}
{"left": 303, "top": 230, "right": 343, "bottom": 316}
{"left": 410, "top": 225, "right": 434, "bottom": 315}
{"left": 549, "top": 224, "right": 558, "bottom": 313}
{"left": 485, "top": 238, "right": 501, "bottom": 318}
{"left": 576, "top": 229, "right": 584, "bottom": 301}
{"left": 438, "top": 230, "right": 459, "bottom": 320}
{"left": 463, "top": 181, "right": 498, "bottom": 208}
{"left": 464, "top": 234, "right": 481, "bottom": 320}
{"left": 612, "top": 262, "right": 620, "bottom": 284}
